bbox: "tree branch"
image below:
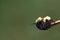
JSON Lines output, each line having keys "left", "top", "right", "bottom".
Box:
{"left": 51, "top": 20, "right": 60, "bottom": 26}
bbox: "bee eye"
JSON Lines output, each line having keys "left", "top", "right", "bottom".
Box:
{"left": 43, "top": 16, "right": 51, "bottom": 22}
{"left": 35, "top": 17, "right": 43, "bottom": 23}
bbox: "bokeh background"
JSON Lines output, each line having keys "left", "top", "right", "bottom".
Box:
{"left": 0, "top": 0, "right": 60, "bottom": 40}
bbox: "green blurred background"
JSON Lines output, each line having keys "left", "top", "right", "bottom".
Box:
{"left": 0, "top": 0, "right": 60, "bottom": 40}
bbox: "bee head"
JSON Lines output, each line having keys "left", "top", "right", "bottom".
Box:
{"left": 43, "top": 16, "right": 51, "bottom": 22}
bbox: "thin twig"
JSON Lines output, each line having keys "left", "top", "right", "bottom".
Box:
{"left": 51, "top": 20, "right": 60, "bottom": 26}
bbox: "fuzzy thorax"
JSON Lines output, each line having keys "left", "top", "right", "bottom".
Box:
{"left": 35, "top": 17, "right": 43, "bottom": 23}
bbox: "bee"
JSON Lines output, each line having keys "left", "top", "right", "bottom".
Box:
{"left": 34, "top": 16, "right": 53, "bottom": 30}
